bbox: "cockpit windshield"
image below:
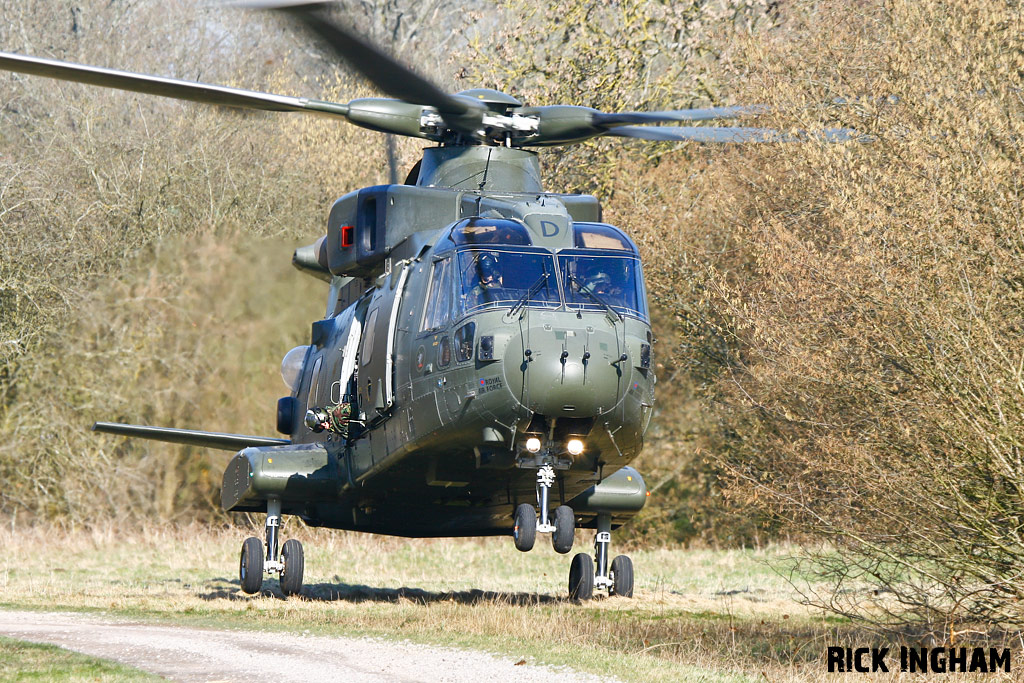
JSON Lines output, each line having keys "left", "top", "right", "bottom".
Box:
{"left": 558, "top": 252, "right": 647, "bottom": 318}
{"left": 456, "top": 247, "right": 560, "bottom": 316}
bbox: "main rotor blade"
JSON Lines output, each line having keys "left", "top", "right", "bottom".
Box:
{"left": 0, "top": 51, "right": 349, "bottom": 117}
{"left": 260, "top": 2, "right": 474, "bottom": 119}
{"left": 607, "top": 125, "right": 864, "bottom": 143}
{"left": 592, "top": 105, "right": 770, "bottom": 126}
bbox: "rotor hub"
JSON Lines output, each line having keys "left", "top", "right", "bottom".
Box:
{"left": 456, "top": 88, "right": 522, "bottom": 112}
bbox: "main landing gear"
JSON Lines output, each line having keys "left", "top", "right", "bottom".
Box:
{"left": 568, "top": 513, "right": 633, "bottom": 601}
{"left": 238, "top": 497, "right": 305, "bottom": 596}
{"left": 513, "top": 464, "right": 575, "bottom": 554}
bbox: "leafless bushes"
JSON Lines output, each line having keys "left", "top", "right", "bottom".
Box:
{"left": 466, "top": 0, "right": 775, "bottom": 195}
{"left": 635, "top": 0, "right": 1024, "bottom": 628}
{"left": 0, "top": 0, "right": 348, "bottom": 521}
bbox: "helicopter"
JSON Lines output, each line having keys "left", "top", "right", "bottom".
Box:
{"left": 0, "top": 2, "right": 858, "bottom": 600}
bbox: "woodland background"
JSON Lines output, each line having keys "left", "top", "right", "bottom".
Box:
{"left": 1, "top": 0, "right": 1021, "bottom": 630}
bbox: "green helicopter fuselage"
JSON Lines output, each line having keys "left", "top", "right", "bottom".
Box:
{"left": 222, "top": 146, "right": 654, "bottom": 536}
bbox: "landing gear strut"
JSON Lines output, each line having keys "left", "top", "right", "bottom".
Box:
{"left": 568, "top": 513, "right": 633, "bottom": 600}
{"left": 238, "top": 497, "right": 305, "bottom": 596}
{"left": 512, "top": 464, "right": 575, "bottom": 554}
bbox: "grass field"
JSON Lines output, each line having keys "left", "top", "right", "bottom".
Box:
{"left": 0, "top": 524, "right": 1012, "bottom": 682}
{"left": 0, "top": 635, "right": 161, "bottom": 682}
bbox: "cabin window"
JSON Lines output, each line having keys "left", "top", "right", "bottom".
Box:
{"left": 455, "top": 247, "right": 559, "bottom": 316}
{"left": 420, "top": 257, "right": 453, "bottom": 332}
{"left": 558, "top": 251, "right": 648, "bottom": 319}
{"left": 454, "top": 322, "right": 475, "bottom": 362}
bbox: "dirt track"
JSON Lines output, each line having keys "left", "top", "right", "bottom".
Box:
{"left": 0, "top": 610, "right": 612, "bottom": 682}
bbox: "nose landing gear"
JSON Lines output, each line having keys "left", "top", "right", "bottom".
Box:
{"left": 568, "top": 513, "right": 633, "bottom": 600}
{"left": 513, "top": 502, "right": 537, "bottom": 551}
{"left": 512, "top": 464, "right": 576, "bottom": 554}
{"left": 238, "top": 497, "right": 305, "bottom": 596}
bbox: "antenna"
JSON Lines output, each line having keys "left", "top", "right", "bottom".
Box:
{"left": 478, "top": 148, "right": 493, "bottom": 191}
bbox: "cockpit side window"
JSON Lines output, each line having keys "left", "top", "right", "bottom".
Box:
{"left": 420, "top": 257, "right": 453, "bottom": 332}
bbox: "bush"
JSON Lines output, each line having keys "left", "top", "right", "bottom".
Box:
{"left": 656, "top": 0, "right": 1024, "bottom": 628}
{"left": 0, "top": 0, "right": 346, "bottom": 521}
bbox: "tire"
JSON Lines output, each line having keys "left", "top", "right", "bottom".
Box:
{"left": 551, "top": 505, "right": 575, "bottom": 554}
{"left": 610, "top": 555, "right": 634, "bottom": 598}
{"left": 513, "top": 503, "right": 536, "bottom": 552}
{"left": 239, "top": 536, "right": 264, "bottom": 595}
{"left": 280, "top": 539, "right": 305, "bottom": 597}
{"left": 568, "top": 552, "right": 594, "bottom": 601}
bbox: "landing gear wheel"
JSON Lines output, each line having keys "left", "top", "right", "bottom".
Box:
{"left": 239, "top": 536, "right": 264, "bottom": 595}
{"left": 551, "top": 505, "right": 575, "bottom": 554}
{"left": 280, "top": 539, "right": 305, "bottom": 597}
{"left": 568, "top": 552, "right": 594, "bottom": 601}
{"left": 610, "top": 555, "right": 633, "bottom": 597}
{"left": 513, "top": 503, "right": 537, "bottom": 552}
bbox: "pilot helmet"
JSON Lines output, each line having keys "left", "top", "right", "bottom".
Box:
{"left": 478, "top": 253, "right": 500, "bottom": 283}
{"left": 589, "top": 271, "right": 612, "bottom": 290}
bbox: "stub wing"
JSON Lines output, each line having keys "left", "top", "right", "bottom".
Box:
{"left": 92, "top": 421, "right": 289, "bottom": 451}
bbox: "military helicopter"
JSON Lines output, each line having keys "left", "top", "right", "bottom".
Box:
{"left": 0, "top": 2, "right": 857, "bottom": 600}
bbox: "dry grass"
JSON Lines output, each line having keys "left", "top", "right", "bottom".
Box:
{"left": 2, "top": 524, "right": 1018, "bottom": 682}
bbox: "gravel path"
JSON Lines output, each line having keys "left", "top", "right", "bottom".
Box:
{"left": 0, "top": 610, "right": 612, "bottom": 682}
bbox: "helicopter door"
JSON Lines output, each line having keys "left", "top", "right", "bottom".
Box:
{"left": 357, "top": 304, "right": 381, "bottom": 416}
{"left": 334, "top": 303, "right": 363, "bottom": 404}
{"left": 357, "top": 264, "right": 411, "bottom": 423}
{"left": 383, "top": 265, "right": 410, "bottom": 407}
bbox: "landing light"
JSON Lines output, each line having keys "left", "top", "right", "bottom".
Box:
{"left": 525, "top": 437, "right": 541, "bottom": 453}
{"left": 567, "top": 439, "right": 584, "bottom": 456}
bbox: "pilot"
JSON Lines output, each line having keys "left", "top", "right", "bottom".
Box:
{"left": 304, "top": 401, "right": 351, "bottom": 438}
{"left": 464, "top": 252, "right": 504, "bottom": 308}
{"left": 584, "top": 268, "right": 619, "bottom": 298}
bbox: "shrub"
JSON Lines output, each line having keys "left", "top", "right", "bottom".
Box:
{"left": 661, "top": 0, "right": 1024, "bottom": 628}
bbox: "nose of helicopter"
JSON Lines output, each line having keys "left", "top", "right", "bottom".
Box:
{"left": 502, "top": 321, "right": 628, "bottom": 417}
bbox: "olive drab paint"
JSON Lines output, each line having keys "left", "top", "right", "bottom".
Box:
{"left": 225, "top": 172, "right": 656, "bottom": 537}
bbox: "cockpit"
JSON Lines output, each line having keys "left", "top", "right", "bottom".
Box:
{"left": 422, "top": 218, "right": 648, "bottom": 331}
